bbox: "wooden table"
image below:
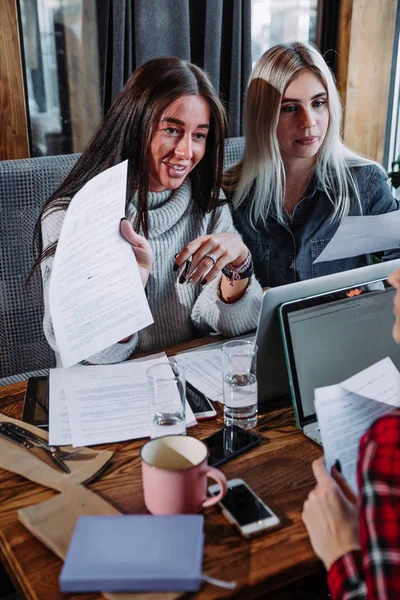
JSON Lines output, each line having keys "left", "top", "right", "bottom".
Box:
{"left": 0, "top": 338, "right": 324, "bottom": 600}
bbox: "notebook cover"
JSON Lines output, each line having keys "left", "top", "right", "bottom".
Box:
{"left": 59, "top": 514, "right": 204, "bottom": 593}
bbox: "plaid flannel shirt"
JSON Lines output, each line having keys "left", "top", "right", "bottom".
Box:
{"left": 327, "top": 409, "right": 400, "bottom": 599}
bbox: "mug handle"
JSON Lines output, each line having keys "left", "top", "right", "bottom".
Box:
{"left": 202, "top": 466, "right": 228, "bottom": 508}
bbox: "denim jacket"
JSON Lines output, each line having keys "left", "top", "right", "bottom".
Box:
{"left": 233, "top": 165, "right": 400, "bottom": 288}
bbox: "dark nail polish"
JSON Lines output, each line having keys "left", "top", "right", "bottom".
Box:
{"left": 173, "top": 263, "right": 179, "bottom": 272}
{"left": 179, "top": 276, "right": 186, "bottom": 284}
{"left": 183, "top": 259, "right": 192, "bottom": 279}
{"left": 120, "top": 217, "right": 128, "bottom": 223}
{"left": 201, "top": 278, "right": 207, "bottom": 286}
{"left": 333, "top": 459, "right": 342, "bottom": 474}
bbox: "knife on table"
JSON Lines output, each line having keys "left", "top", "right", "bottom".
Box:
{"left": 0, "top": 425, "right": 70, "bottom": 473}
{"left": 1, "top": 422, "right": 96, "bottom": 461}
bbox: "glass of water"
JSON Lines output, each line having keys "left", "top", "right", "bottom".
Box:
{"left": 222, "top": 340, "right": 258, "bottom": 429}
{"left": 147, "top": 362, "right": 186, "bottom": 438}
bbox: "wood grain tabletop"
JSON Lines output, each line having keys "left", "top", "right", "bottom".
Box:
{"left": 0, "top": 338, "right": 325, "bottom": 600}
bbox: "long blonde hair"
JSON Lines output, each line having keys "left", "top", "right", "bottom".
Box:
{"left": 224, "top": 41, "right": 378, "bottom": 228}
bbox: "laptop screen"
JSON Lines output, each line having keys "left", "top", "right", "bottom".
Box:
{"left": 279, "top": 280, "right": 400, "bottom": 425}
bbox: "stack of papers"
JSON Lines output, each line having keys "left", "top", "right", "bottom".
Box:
{"left": 175, "top": 349, "right": 224, "bottom": 402}
{"left": 49, "top": 354, "right": 196, "bottom": 447}
{"left": 175, "top": 335, "right": 256, "bottom": 403}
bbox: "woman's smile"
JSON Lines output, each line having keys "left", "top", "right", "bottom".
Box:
{"left": 148, "top": 94, "right": 210, "bottom": 192}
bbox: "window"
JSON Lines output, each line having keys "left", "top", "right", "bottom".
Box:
{"left": 251, "top": 0, "right": 319, "bottom": 66}
{"left": 19, "top": 0, "right": 102, "bottom": 157}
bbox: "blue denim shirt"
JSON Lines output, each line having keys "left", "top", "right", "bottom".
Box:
{"left": 233, "top": 165, "right": 400, "bottom": 288}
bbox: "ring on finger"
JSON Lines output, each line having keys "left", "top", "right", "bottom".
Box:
{"left": 204, "top": 253, "right": 218, "bottom": 266}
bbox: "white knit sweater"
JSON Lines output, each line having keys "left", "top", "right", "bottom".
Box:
{"left": 41, "top": 179, "right": 262, "bottom": 365}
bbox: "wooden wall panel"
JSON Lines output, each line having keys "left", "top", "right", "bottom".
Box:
{"left": 0, "top": 0, "right": 29, "bottom": 160}
{"left": 341, "top": 0, "right": 397, "bottom": 163}
{"left": 336, "top": 0, "right": 353, "bottom": 109}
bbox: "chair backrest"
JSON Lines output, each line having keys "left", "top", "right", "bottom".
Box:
{"left": 0, "top": 137, "right": 244, "bottom": 384}
{"left": 0, "top": 154, "right": 80, "bottom": 384}
{"left": 223, "top": 137, "right": 244, "bottom": 171}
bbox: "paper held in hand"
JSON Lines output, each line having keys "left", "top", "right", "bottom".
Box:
{"left": 313, "top": 211, "right": 400, "bottom": 264}
{"left": 314, "top": 357, "right": 400, "bottom": 492}
{"left": 49, "top": 161, "right": 153, "bottom": 368}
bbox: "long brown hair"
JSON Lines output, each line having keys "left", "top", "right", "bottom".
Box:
{"left": 32, "top": 56, "right": 227, "bottom": 273}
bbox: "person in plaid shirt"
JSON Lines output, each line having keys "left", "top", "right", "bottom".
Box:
{"left": 302, "top": 267, "right": 400, "bottom": 600}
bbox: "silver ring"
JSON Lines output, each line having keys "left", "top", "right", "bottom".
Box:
{"left": 205, "top": 253, "right": 218, "bottom": 266}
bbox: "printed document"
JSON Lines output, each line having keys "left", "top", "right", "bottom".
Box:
{"left": 313, "top": 211, "right": 400, "bottom": 263}
{"left": 176, "top": 349, "right": 224, "bottom": 402}
{"left": 49, "top": 354, "right": 196, "bottom": 447}
{"left": 314, "top": 357, "right": 400, "bottom": 491}
{"left": 175, "top": 335, "right": 256, "bottom": 403}
{"left": 49, "top": 161, "right": 153, "bottom": 368}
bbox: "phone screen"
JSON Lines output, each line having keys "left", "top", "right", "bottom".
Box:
{"left": 203, "top": 425, "right": 260, "bottom": 466}
{"left": 186, "top": 383, "right": 213, "bottom": 414}
{"left": 22, "top": 376, "right": 49, "bottom": 429}
{"left": 218, "top": 483, "right": 273, "bottom": 526}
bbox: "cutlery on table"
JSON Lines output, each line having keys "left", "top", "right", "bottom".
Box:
{"left": 1, "top": 422, "right": 97, "bottom": 461}
{"left": 0, "top": 426, "right": 70, "bottom": 473}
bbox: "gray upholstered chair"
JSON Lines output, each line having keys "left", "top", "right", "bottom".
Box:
{"left": 223, "top": 136, "right": 244, "bottom": 171}
{"left": 0, "top": 137, "right": 244, "bottom": 385}
{"left": 0, "top": 154, "right": 80, "bottom": 385}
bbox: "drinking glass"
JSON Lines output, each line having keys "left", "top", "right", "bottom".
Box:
{"left": 147, "top": 362, "right": 186, "bottom": 438}
{"left": 222, "top": 340, "right": 258, "bottom": 429}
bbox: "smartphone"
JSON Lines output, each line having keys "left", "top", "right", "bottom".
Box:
{"left": 208, "top": 478, "right": 280, "bottom": 539}
{"left": 186, "top": 382, "right": 217, "bottom": 420}
{"left": 22, "top": 376, "right": 49, "bottom": 429}
{"left": 202, "top": 425, "right": 261, "bottom": 467}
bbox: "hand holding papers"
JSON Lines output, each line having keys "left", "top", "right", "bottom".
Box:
{"left": 314, "top": 212, "right": 400, "bottom": 264}
{"left": 314, "top": 357, "right": 400, "bottom": 492}
{"left": 49, "top": 161, "right": 153, "bottom": 367}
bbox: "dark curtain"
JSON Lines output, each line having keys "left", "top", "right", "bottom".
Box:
{"left": 97, "top": 0, "right": 251, "bottom": 137}
{"left": 317, "top": 0, "right": 341, "bottom": 77}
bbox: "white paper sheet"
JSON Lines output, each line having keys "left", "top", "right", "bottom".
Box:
{"left": 49, "top": 353, "right": 167, "bottom": 445}
{"left": 49, "top": 161, "right": 153, "bottom": 367}
{"left": 49, "top": 354, "right": 196, "bottom": 447}
{"left": 313, "top": 211, "right": 400, "bottom": 263}
{"left": 314, "top": 357, "right": 400, "bottom": 491}
{"left": 175, "top": 349, "right": 224, "bottom": 403}
{"left": 175, "top": 335, "right": 257, "bottom": 404}
{"left": 49, "top": 368, "right": 72, "bottom": 445}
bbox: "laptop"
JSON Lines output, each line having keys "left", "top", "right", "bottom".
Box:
{"left": 254, "top": 259, "right": 400, "bottom": 403}
{"left": 279, "top": 278, "right": 400, "bottom": 444}
{"left": 179, "top": 259, "right": 400, "bottom": 405}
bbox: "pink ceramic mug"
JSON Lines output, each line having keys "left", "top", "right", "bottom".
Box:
{"left": 141, "top": 435, "right": 227, "bottom": 515}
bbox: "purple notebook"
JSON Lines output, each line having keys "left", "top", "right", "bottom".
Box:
{"left": 59, "top": 514, "right": 204, "bottom": 593}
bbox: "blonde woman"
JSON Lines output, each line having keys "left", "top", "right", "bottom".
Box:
{"left": 224, "top": 42, "right": 400, "bottom": 288}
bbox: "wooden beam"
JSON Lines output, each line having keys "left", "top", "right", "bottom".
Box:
{"left": 341, "top": 0, "right": 397, "bottom": 163}
{"left": 0, "top": 0, "right": 29, "bottom": 159}
{"left": 336, "top": 0, "right": 353, "bottom": 109}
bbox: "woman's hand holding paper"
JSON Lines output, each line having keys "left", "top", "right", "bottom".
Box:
{"left": 120, "top": 218, "right": 153, "bottom": 287}
{"left": 301, "top": 457, "right": 360, "bottom": 570}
